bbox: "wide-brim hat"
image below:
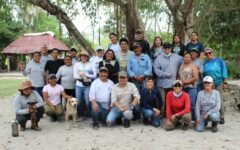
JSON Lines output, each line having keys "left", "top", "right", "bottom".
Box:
{"left": 79, "top": 49, "right": 90, "bottom": 57}
{"left": 18, "top": 80, "right": 34, "bottom": 91}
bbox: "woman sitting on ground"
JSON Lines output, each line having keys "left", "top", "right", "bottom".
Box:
{"left": 140, "top": 77, "right": 162, "bottom": 127}
{"left": 195, "top": 76, "right": 221, "bottom": 132}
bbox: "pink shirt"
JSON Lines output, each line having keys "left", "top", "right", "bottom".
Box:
{"left": 43, "top": 84, "right": 64, "bottom": 105}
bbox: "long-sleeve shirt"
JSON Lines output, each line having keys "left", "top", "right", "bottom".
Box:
{"left": 111, "top": 82, "right": 140, "bottom": 107}
{"left": 89, "top": 78, "right": 114, "bottom": 109}
{"left": 73, "top": 61, "right": 96, "bottom": 87}
{"left": 23, "top": 60, "right": 45, "bottom": 87}
{"left": 140, "top": 87, "right": 162, "bottom": 110}
{"left": 204, "top": 57, "right": 228, "bottom": 86}
{"left": 127, "top": 54, "right": 152, "bottom": 78}
{"left": 56, "top": 65, "right": 76, "bottom": 89}
{"left": 166, "top": 91, "right": 190, "bottom": 119}
{"left": 195, "top": 90, "right": 221, "bottom": 121}
{"left": 154, "top": 53, "right": 182, "bottom": 88}
{"left": 13, "top": 91, "right": 44, "bottom": 115}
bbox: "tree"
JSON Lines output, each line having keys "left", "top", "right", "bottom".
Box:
{"left": 25, "top": 0, "right": 95, "bottom": 54}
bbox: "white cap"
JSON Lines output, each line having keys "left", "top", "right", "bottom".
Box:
{"left": 96, "top": 46, "right": 104, "bottom": 51}
{"left": 203, "top": 76, "right": 213, "bottom": 83}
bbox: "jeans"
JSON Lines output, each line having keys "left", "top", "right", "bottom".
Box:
{"left": 16, "top": 106, "right": 44, "bottom": 126}
{"left": 33, "top": 87, "right": 43, "bottom": 98}
{"left": 183, "top": 87, "right": 197, "bottom": 120}
{"left": 141, "top": 108, "right": 160, "bottom": 127}
{"left": 75, "top": 86, "right": 91, "bottom": 117}
{"left": 92, "top": 102, "right": 109, "bottom": 126}
{"left": 196, "top": 112, "right": 220, "bottom": 132}
{"left": 106, "top": 107, "right": 133, "bottom": 124}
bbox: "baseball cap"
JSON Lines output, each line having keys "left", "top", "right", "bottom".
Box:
{"left": 118, "top": 71, "right": 128, "bottom": 78}
{"left": 132, "top": 42, "right": 141, "bottom": 48}
{"left": 163, "top": 42, "right": 171, "bottom": 49}
{"left": 173, "top": 80, "right": 183, "bottom": 86}
{"left": 99, "top": 66, "right": 108, "bottom": 72}
{"left": 96, "top": 46, "right": 104, "bottom": 51}
{"left": 203, "top": 76, "right": 213, "bottom": 83}
{"left": 48, "top": 74, "right": 57, "bottom": 79}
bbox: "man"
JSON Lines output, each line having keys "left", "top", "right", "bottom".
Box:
{"left": 89, "top": 67, "right": 114, "bottom": 129}
{"left": 127, "top": 41, "right": 152, "bottom": 91}
{"left": 90, "top": 46, "right": 104, "bottom": 76}
{"left": 40, "top": 45, "right": 51, "bottom": 67}
{"left": 13, "top": 80, "right": 44, "bottom": 131}
{"left": 185, "top": 32, "right": 205, "bottom": 60}
{"left": 106, "top": 71, "right": 140, "bottom": 128}
{"left": 154, "top": 42, "right": 183, "bottom": 116}
{"left": 70, "top": 48, "right": 78, "bottom": 64}
{"left": 44, "top": 48, "right": 64, "bottom": 83}
{"left": 115, "top": 38, "right": 134, "bottom": 71}
{"left": 135, "top": 29, "right": 151, "bottom": 57}
{"left": 19, "top": 52, "right": 45, "bottom": 97}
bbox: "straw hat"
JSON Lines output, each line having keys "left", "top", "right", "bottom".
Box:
{"left": 18, "top": 80, "right": 34, "bottom": 91}
{"left": 79, "top": 50, "right": 89, "bottom": 57}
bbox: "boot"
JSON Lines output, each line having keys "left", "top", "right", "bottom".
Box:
{"left": 20, "top": 124, "right": 26, "bottom": 131}
{"left": 124, "top": 120, "right": 130, "bottom": 128}
{"left": 219, "top": 118, "right": 225, "bottom": 124}
{"left": 31, "top": 122, "right": 41, "bottom": 131}
{"left": 182, "top": 123, "right": 189, "bottom": 131}
{"left": 212, "top": 121, "right": 218, "bottom": 132}
{"left": 143, "top": 118, "right": 151, "bottom": 126}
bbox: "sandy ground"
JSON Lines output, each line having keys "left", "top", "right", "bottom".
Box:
{"left": 0, "top": 96, "right": 240, "bottom": 150}
{"left": 0, "top": 73, "right": 240, "bottom": 150}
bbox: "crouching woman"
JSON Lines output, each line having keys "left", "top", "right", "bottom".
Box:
{"left": 195, "top": 76, "right": 221, "bottom": 132}
{"left": 13, "top": 80, "right": 44, "bottom": 131}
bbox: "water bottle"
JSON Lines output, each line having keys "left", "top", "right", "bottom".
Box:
{"left": 11, "top": 120, "right": 19, "bottom": 137}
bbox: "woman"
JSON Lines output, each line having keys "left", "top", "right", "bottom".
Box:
{"left": 140, "top": 77, "right": 162, "bottom": 127}
{"left": 108, "top": 32, "right": 121, "bottom": 53}
{"left": 172, "top": 35, "right": 185, "bottom": 57}
{"left": 204, "top": 48, "right": 228, "bottom": 124}
{"left": 178, "top": 53, "right": 198, "bottom": 120}
{"left": 165, "top": 80, "right": 191, "bottom": 131}
{"left": 150, "top": 36, "right": 163, "bottom": 62}
{"left": 195, "top": 76, "right": 221, "bottom": 132}
{"left": 73, "top": 50, "right": 96, "bottom": 117}
{"left": 20, "top": 52, "right": 45, "bottom": 97}
{"left": 43, "top": 74, "right": 71, "bottom": 122}
{"left": 99, "top": 49, "right": 119, "bottom": 83}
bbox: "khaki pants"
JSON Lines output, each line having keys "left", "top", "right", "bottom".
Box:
{"left": 215, "top": 84, "right": 224, "bottom": 120}
{"left": 165, "top": 112, "right": 192, "bottom": 131}
{"left": 44, "top": 103, "right": 63, "bottom": 117}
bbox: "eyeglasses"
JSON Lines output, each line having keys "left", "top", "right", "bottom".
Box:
{"left": 205, "top": 52, "right": 212, "bottom": 55}
{"left": 203, "top": 82, "right": 211, "bottom": 84}
{"left": 174, "top": 83, "right": 182, "bottom": 87}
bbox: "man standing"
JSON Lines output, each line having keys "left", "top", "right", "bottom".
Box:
{"left": 135, "top": 29, "right": 151, "bottom": 57}
{"left": 154, "top": 42, "right": 183, "bottom": 116}
{"left": 115, "top": 38, "right": 134, "bottom": 71}
{"left": 70, "top": 48, "right": 78, "bottom": 64}
{"left": 40, "top": 45, "right": 51, "bottom": 67}
{"left": 106, "top": 71, "right": 140, "bottom": 128}
{"left": 127, "top": 41, "right": 152, "bottom": 91}
{"left": 89, "top": 67, "right": 114, "bottom": 129}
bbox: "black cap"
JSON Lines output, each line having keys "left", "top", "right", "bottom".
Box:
{"left": 132, "top": 41, "right": 142, "bottom": 48}
{"left": 163, "top": 42, "right": 171, "bottom": 49}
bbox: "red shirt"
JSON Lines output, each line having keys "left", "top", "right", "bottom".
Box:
{"left": 166, "top": 91, "right": 190, "bottom": 119}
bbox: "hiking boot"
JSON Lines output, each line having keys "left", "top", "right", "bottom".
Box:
{"left": 50, "top": 115, "right": 57, "bottom": 122}
{"left": 219, "top": 118, "right": 225, "bottom": 125}
{"left": 20, "top": 125, "right": 26, "bottom": 131}
{"left": 92, "top": 124, "right": 100, "bottom": 130}
{"left": 212, "top": 121, "right": 218, "bottom": 132}
{"left": 182, "top": 123, "right": 189, "bottom": 131}
{"left": 124, "top": 120, "right": 130, "bottom": 128}
{"left": 143, "top": 118, "right": 151, "bottom": 126}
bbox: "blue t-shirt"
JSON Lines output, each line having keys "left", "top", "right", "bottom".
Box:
{"left": 204, "top": 57, "right": 228, "bottom": 86}
{"left": 186, "top": 42, "right": 204, "bottom": 54}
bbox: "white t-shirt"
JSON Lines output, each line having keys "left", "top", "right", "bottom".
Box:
{"left": 90, "top": 56, "right": 103, "bottom": 74}
{"left": 89, "top": 78, "right": 114, "bottom": 109}
{"left": 109, "top": 43, "right": 121, "bottom": 53}
{"left": 42, "top": 84, "right": 64, "bottom": 105}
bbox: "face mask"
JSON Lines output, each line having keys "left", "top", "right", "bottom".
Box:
{"left": 173, "top": 91, "right": 182, "bottom": 98}
{"left": 163, "top": 52, "right": 171, "bottom": 57}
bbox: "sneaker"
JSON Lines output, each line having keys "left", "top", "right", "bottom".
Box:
{"left": 92, "top": 124, "right": 100, "bottom": 130}
{"left": 182, "top": 123, "right": 188, "bottom": 131}
{"left": 219, "top": 119, "right": 225, "bottom": 125}
{"left": 124, "top": 120, "right": 130, "bottom": 128}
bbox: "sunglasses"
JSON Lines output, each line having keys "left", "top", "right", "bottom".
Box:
{"left": 174, "top": 83, "right": 182, "bottom": 87}
{"left": 205, "top": 52, "right": 212, "bottom": 55}
{"left": 203, "top": 82, "right": 211, "bottom": 84}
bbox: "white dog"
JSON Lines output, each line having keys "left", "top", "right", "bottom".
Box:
{"left": 65, "top": 98, "right": 78, "bottom": 130}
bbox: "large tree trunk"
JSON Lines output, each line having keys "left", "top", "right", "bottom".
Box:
{"left": 26, "top": 0, "right": 95, "bottom": 55}
{"left": 105, "top": 0, "right": 144, "bottom": 46}
{"left": 165, "top": 0, "right": 194, "bottom": 44}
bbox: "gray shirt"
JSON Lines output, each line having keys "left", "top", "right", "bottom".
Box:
{"left": 23, "top": 60, "right": 45, "bottom": 87}
{"left": 195, "top": 89, "right": 221, "bottom": 121}
{"left": 115, "top": 50, "right": 134, "bottom": 71}
{"left": 56, "top": 65, "right": 76, "bottom": 89}
{"left": 40, "top": 55, "right": 51, "bottom": 67}
{"left": 13, "top": 91, "right": 44, "bottom": 115}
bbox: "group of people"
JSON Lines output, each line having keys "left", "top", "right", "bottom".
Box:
{"left": 14, "top": 30, "right": 228, "bottom": 133}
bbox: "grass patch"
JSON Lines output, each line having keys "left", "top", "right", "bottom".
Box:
{"left": 0, "top": 79, "right": 24, "bottom": 97}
